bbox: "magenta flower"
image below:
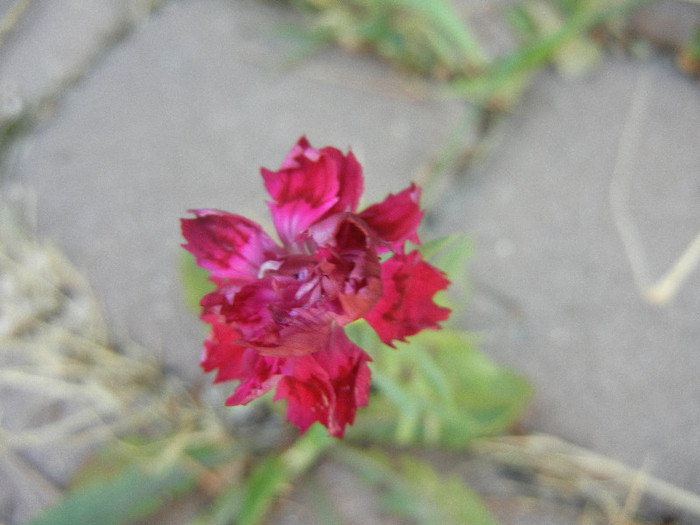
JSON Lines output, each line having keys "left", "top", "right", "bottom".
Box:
{"left": 182, "top": 137, "right": 449, "bottom": 437}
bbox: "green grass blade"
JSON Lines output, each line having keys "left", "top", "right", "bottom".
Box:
{"left": 386, "top": 0, "right": 488, "bottom": 66}
{"left": 451, "top": 0, "right": 655, "bottom": 105}
{"left": 358, "top": 329, "right": 532, "bottom": 448}
{"left": 236, "top": 424, "right": 333, "bottom": 525}
{"left": 236, "top": 455, "right": 290, "bottom": 525}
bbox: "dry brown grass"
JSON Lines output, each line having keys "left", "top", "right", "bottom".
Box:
{"left": 0, "top": 200, "right": 227, "bottom": 523}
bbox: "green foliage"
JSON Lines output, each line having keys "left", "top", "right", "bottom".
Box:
{"left": 181, "top": 251, "right": 214, "bottom": 311}
{"left": 16, "top": 1, "right": 673, "bottom": 522}
{"left": 289, "top": 0, "right": 487, "bottom": 78}
{"left": 29, "top": 440, "right": 232, "bottom": 525}
{"left": 189, "top": 424, "right": 332, "bottom": 525}
{"left": 287, "top": 0, "right": 654, "bottom": 108}
{"left": 30, "top": 426, "right": 332, "bottom": 525}
{"left": 237, "top": 425, "right": 332, "bottom": 525}
{"left": 450, "top": 0, "right": 655, "bottom": 107}
{"left": 334, "top": 447, "right": 500, "bottom": 525}
{"left": 346, "top": 235, "right": 530, "bottom": 447}
{"left": 30, "top": 463, "right": 189, "bottom": 525}
{"left": 347, "top": 323, "right": 532, "bottom": 448}
{"left": 38, "top": 239, "right": 523, "bottom": 525}
{"left": 417, "top": 233, "right": 471, "bottom": 268}
{"left": 419, "top": 233, "right": 472, "bottom": 303}
{"left": 236, "top": 455, "right": 293, "bottom": 525}
{"left": 507, "top": 0, "right": 603, "bottom": 79}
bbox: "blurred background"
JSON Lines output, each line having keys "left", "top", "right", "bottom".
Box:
{"left": 1, "top": 0, "right": 700, "bottom": 523}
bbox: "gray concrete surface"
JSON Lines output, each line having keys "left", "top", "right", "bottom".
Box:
{"left": 444, "top": 57, "right": 700, "bottom": 491}
{"left": 2, "top": 0, "right": 700, "bottom": 523}
{"left": 3, "top": 0, "right": 463, "bottom": 381}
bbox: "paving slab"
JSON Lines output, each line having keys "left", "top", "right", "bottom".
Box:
{"left": 439, "top": 56, "right": 700, "bottom": 497}
{"left": 0, "top": 0, "right": 162, "bottom": 121}
{"left": 3, "top": 0, "right": 464, "bottom": 383}
{"left": 3, "top": 0, "right": 700, "bottom": 523}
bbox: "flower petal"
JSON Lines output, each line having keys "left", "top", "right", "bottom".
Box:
{"left": 262, "top": 136, "right": 363, "bottom": 245}
{"left": 199, "top": 314, "right": 282, "bottom": 404}
{"left": 274, "top": 327, "right": 371, "bottom": 437}
{"left": 183, "top": 138, "right": 451, "bottom": 439}
{"left": 216, "top": 278, "right": 333, "bottom": 358}
{"left": 318, "top": 145, "right": 363, "bottom": 217}
{"left": 226, "top": 356, "right": 284, "bottom": 406}
{"left": 359, "top": 183, "right": 423, "bottom": 252}
{"left": 313, "top": 327, "right": 371, "bottom": 434}
{"left": 200, "top": 314, "right": 254, "bottom": 382}
{"left": 365, "top": 251, "right": 450, "bottom": 346}
{"left": 182, "top": 210, "right": 278, "bottom": 284}
{"left": 263, "top": 306, "right": 334, "bottom": 357}
{"left": 308, "top": 214, "right": 383, "bottom": 324}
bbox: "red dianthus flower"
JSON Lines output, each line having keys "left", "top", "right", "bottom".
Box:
{"left": 182, "top": 137, "right": 449, "bottom": 437}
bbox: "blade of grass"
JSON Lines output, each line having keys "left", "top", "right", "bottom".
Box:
{"left": 451, "top": 0, "right": 655, "bottom": 104}
{"left": 356, "top": 329, "right": 532, "bottom": 448}
{"left": 386, "top": 0, "right": 488, "bottom": 67}
{"left": 236, "top": 424, "right": 333, "bottom": 525}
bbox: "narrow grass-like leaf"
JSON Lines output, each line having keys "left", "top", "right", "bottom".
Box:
{"left": 386, "top": 0, "right": 488, "bottom": 66}
{"left": 521, "top": 1, "right": 602, "bottom": 78}
{"left": 236, "top": 424, "right": 333, "bottom": 525}
{"left": 357, "top": 329, "right": 532, "bottom": 448}
{"left": 236, "top": 455, "right": 290, "bottom": 525}
{"left": 288, "top": 0, "right": 488, "bottom": 77}
{"left": 451, "top": 0, "right": 654, "bottom": 106}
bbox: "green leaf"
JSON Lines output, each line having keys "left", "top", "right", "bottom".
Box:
{"left": 419, "top": 234, "right": 472, "bottom": 301}
{"left": 350, "top": 328, "right": 532, "bottom": 448}
{"left": 344, "top": 317, "right": 384, "bottom": 352}
{"left": 395, "top": 455, "right": 500, "bottom": 525}
{"left": 418, "top": 233, "right": 471, "bottom": 264}
{"left": 32, "top": 436, "right": 237, "bottom": 525}
{"left": 31, "top": 454, "right": 197, "bottom": 525}
{"left": 236, "top": 455, "right": 290, "bottom": 525}
{"left": 385, "top": 0, "right": 488, "bottom": 67}
{"left": 180, "top": 251, "right": 214, "bottom": 312}
{"left": 451, "top": 0, "right": 654, "bottom": 107}
{"left": 519, "top": 1, "right": 602, "bottom": 79}
{"left": 235, "top": 424, "right": 333, "bottom": 525}
{"left": 335, "top": 447, "right": 500, "bottom": 525}
{"left": 289, "top": 0, "right": 488, "bottom": 77}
